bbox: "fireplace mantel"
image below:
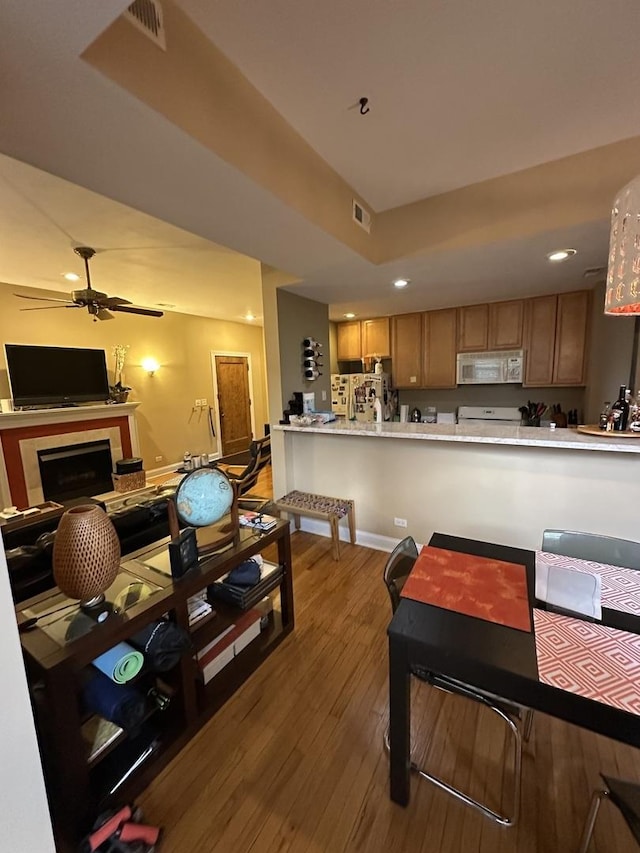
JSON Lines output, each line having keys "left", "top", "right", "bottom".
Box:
{"left": 0, "top": 401, "right": 140, "bottom": 430}
{"left": 0, "top": 403, "right": 140, "bottom": 509}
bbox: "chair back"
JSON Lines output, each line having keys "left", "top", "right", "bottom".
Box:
{"left": 542, "top": 529, "right": 640, "bottom": 570}
{"left": 383, "top": 535, "right": 419, "bottom": 613}
{"left": 229, "top": 434, "right": 271, "bottom": 496}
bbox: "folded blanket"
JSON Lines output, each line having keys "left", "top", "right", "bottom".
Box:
{"left": 129, "top": 620, "right": 191, "bottom": 672}
{"left": 82, "top": 669, "right": 146, "bottom": 731}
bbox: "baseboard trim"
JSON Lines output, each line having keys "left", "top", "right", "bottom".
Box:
{"left": 292, "top": 517, "right": 422, "bottom": 554}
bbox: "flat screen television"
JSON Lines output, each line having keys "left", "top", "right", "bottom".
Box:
{"left": 5, "top": 344, "right": 110, "bottom": 407}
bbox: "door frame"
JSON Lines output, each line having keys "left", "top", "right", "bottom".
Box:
{"left": 210, "top": 350, "right": 257, "bottom": 458}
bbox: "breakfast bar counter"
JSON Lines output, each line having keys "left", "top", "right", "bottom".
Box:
{"left": 270, "top": 420, "right": 640, "bottom": 553}
{"left": 274, "top": 419, "right": 640, "bottom": 454}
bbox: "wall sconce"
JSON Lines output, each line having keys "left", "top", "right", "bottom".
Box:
{"left": 141, "top": 357, "right": 160, "bottom": 376}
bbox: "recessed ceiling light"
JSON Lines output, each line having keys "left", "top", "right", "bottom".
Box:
{"left": 547, "top": 249, "right": 577, "bottom": 262}
{"left": 344, "top": 312, "right": 356, "bottom": 319}
{"left": 244, "top": 312, "right": 255, "bottom": 321}
{"left": 393, "top": 278, "right": 409, "bottom": 288}
{"left": 63, "top": 272, "right": 80, "bottom": 281}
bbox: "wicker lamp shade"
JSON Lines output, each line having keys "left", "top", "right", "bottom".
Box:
{"left": 53, "top": 505, "right": 121, "bottom": 605}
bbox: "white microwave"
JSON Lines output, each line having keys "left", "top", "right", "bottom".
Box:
{"left": 456, "top": 350, "right": 523, "bottom": 385}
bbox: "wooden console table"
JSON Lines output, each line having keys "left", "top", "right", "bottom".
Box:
{"left": 17, "top": 521, "right": 293, "bottom": 851}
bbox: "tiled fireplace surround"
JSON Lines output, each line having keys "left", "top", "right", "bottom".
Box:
{"left": 0, "top": 403, "right": 140, "bottom": 509}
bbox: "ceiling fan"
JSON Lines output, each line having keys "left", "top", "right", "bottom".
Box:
{"left": 15, "top": 247, "right": 164, "bottom": 321}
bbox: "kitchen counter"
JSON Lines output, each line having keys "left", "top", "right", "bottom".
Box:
{"left": 274, "top": 419, "right": 640, "bottom": 454}
{"left": 270, "top": 418, "right": 640, "bottom": 553}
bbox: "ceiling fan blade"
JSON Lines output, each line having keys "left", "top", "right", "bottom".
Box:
{"left": 96, "top": 308, "right": 115, "bottom": 321}
{"left": 14, "top": 294, "right": 74, "bottom": 304}
{"left": 111, "top": 305, "right": 164, "bottom": 318}
{"left": 19, "top": 304, "right": 81, "bottom": 311}
{"left": 104, "top": 296, "right": 132, "bottom": 308}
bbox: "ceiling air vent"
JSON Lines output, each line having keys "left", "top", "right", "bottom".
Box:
{"left": 352, "top": 199, "right": 371, "bottom": 234}
{"left": 124, "top": 0, "right": 166, "bottom": 50}
{"left": 583, "top": 266, "right": 607, "bottom": 279}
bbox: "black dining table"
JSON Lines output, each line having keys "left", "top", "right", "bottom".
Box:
{"left": 388, "top": 532, "right": 640, "bottom": 806}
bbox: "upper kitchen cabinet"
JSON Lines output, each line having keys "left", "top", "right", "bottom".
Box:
{"left": 361, "top": 317, "right": 391, "bottom": 358}
{"left": 336, "top": 321, "right": 362, "bottom": 361}
{"left": 423, "top": 308, "right": 457, "bottom": 388}
{"left": 523, "top": 290, "right": 590, "bottom": 386}
{"left": 457, "top": 304, "right": 489, "bottom": 352}
{"left": 391, "top": 313, "right": 423, "bottom": 387}
{"left": 488, "top": 300, "right": 524, "bottom": 350}
{"left": 553, "top": 290, "right": 591, "bottom": 386}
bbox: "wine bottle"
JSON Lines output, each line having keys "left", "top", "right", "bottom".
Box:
{"left": 304, "top": 369, "right": 321, "bottom": 380}
{"left": 610, "top": 385, "right": 629, "bottom": 431}
{"left": 599, "top": 402, "right": 611, "bottom": 431}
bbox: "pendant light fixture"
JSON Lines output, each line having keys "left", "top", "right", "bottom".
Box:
{"left": 605, "top": 176, "right": 640, "bottom": 315}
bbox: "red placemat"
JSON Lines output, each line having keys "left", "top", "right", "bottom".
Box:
{"left": 533, "top": 609, "right": 640, "bottom": 715}
{"left": 401, "top": 545, "right": 531, "bottom": 632}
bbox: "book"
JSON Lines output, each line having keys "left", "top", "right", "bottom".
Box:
{"left": 239, "top": 511, "right": 278, "bottom": 531}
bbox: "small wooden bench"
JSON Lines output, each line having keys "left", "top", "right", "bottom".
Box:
{"left": 273, "top": 490, "right": 356, "bottom": 561}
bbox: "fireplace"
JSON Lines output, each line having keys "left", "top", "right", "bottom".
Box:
{"left": 0, "top": 403, "right": 139, "bottom": 509}
{"left": 37, "top": 439, "right": 114, "bottom": 503}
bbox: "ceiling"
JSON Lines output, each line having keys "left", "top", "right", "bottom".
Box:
{"left": 0, "top": 0, "right": 637, "bottom": 324}
{"left": 0, "top": 153, "right": 264, "bottom": 324}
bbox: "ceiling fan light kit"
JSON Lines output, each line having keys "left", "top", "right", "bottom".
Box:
{"left": 15, "top": 246, "right": 164, "bottom": 321}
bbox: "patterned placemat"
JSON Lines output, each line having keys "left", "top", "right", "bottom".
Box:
{"left": 533, "top": 609, "right": 640, "bottom": 715}
{"left": 401, "top": 545, "right": 531, "bottom": 632}
{"left": 536, "top": 551, "right": 640, "bottom": 616}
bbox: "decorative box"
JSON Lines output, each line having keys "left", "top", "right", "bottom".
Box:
{"left": 112, "top": 470, "right": 146, "bottom": 493}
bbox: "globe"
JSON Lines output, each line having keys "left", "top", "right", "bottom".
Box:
{"left": 175, "top": 467, "right": 234, "bottom": 527}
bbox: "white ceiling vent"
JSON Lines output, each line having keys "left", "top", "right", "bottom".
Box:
{"left": 352, "top": 199, "right": 371, "bottom": 234}
{"left": 125, "top": 0, "right": 166, "bottom": 50}
{"left": 583, "top": 265, "right": 607, "bottom": 279}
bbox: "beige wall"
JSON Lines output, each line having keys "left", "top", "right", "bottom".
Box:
{"left": 276, "top": 290, "right": 330, "bottom": 412}
{"left": 585, "top": 281, "right": 636, "bottom": 422}
{"left": 0, "top": 282, "right": 267, "bottom": 467}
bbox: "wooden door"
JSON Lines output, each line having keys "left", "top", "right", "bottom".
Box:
{"left": 215, "top": 355, "right": 253, "bottom": 456}
{"left": 553, "top": 290, "right": 590, "bottom": 385}
{"left": 391, "top": 313, "right": 423, "bottom": 387}
{"left": 337, "top": 322, "right": 362, "bottom": 360}
{"left": 457, "top": 304, "right": 489, "bottom": 352}
{"left": 362, "top": 317, "right": 390, "bottom": 358}
{"left": 423, "top": 308, "right": 457, "bottom": 388}
{"left": 523, "top": 295, "right": 557, "bottom": 386}
{"left": 488, "top": 300, "right": 524, "bottom": 350}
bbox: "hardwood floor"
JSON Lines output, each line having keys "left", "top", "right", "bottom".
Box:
{"left": 138, "top": 527, "right": 640, "bottom": 852}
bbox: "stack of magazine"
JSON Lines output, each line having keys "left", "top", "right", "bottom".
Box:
{"left": 239, "top": 511, "right": 278, "bottom": 532}
{"left": 208, "top": 560, "right": 283, "bottom": 610}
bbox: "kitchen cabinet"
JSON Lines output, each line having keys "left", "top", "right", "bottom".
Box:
{"left": 423, "top": 308, "right": 457, "bottom": 388}
{"left": 391, "top": 313, "right": 423, "bottom": 387}
{"left": 336, "top": 321, "right": 362, "bottom": 361}
{"left": 488, "top": 299, "right": 524, "bottom": 350}
{"left": 553, "top": 290, "right": 591, "bottom": 385}
{"left": 523, "top": 290, "right": 590, "bottom": 386}
{"left": 457, "top": 304, "right": 489, "bottom": 352}
{"left": 361, "top": 317, "right": 390, "bottom": 358}
{"left": 19, "top": 523, "right": 294, "bottom": 851}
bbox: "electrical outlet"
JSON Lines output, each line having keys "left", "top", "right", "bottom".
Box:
{"left": 194, "top": 399, "right": 200, "bottom": 408}
{"left": 394, "top": 517, "right": 408, "bottom": 528}
{"left": 201, "top": 398, "right": 207, "bottom": 407}
{"left": 155, "top": 455, "right": 163, "bottom": 462}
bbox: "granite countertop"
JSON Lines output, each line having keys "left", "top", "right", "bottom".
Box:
{"left": 274, "top": 419, "right": 640, "bottom": 453}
